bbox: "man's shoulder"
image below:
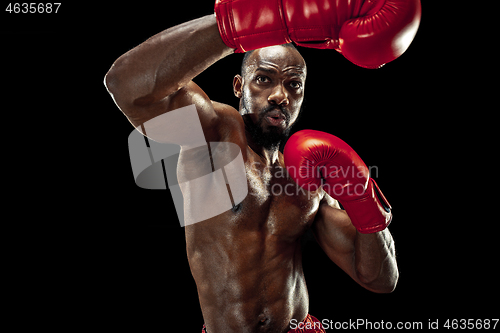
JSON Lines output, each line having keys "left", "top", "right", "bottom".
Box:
{"left": 211, "top": 101, "right": 249, "bottom": 160}
{"left": 210, "top": 101, "right": 244, "bottom": 135}
{"left": 212, "top": 101, "right": 240, "bottom": 119}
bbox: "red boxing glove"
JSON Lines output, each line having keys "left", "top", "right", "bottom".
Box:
{"left": 283, "top": 130, "right": 392, "bottom": 233}
{"left": 214, "top": 0, "right": 421, "bottom": 69}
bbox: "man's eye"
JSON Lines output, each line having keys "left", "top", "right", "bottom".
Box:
{"left": 290, "top": 81, "right": 302, "bottom": 89}
{"left": 256, "top": 76, "right": 270, "bottom": 83}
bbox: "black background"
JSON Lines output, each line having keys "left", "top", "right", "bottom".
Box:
{"left": 2, "top": 1, "right": 496, "bottom": 331}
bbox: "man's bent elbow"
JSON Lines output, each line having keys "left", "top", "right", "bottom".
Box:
{"left": 358, "top": 270, "right": 399, "bottom": 294}
{"left": 103, "top": 62, "right": 137, "bottom": 113}
{"left": 374, "top": 278, "right": 398, "bottom": 294}
{"left": 104, "top": 53, "right": 139, "bottom": 104}
{"left": 104, "top": 64, "right": 121, "bottom": 98}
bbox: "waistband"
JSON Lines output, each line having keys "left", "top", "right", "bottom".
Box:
{"left": 202, "top": 314, "right": 325, "bottom": 333}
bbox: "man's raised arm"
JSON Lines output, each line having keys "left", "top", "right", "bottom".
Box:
{"left": 104, "top": 14, "right": 233, "bottom": 129}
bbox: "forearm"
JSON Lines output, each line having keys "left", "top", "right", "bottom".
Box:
{"left": 105, "top": 14, "right": 233, "bottom": 106}
{"left": 354, "top": 228, "right": 399, "bottom": 293}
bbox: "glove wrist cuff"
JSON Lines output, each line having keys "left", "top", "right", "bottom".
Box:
{"left": 340, "top": 179, "right": 392, "bottom": 234}
{"left": 214, "top": 0, "right": 291, "bottom": 53}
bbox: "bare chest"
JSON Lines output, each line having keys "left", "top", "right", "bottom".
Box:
{"left": 232, "top": 154, "right": 322, "bottom": 239}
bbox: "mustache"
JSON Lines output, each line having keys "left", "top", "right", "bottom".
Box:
{"left": 259, "top": 104, "right": 290, "bottom": 123}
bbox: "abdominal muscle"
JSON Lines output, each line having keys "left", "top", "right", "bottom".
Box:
{"left": 186, "top": 218, "right": 310, "bottom": 333}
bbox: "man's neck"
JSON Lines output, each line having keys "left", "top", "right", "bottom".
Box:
{"left": 245, "top": 131, "right": 281, "bottom": 166}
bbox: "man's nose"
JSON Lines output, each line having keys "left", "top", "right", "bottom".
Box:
{"left": 268, "top": 83, "right": 289, "bottom": 106}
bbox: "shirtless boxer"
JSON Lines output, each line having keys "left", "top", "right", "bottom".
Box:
{"left": 105, "top": 1, "right": 421, "bottom": 332}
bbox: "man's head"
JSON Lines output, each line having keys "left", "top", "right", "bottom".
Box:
{"left": 233, "top": 44, "right": 307, "bottom": 150}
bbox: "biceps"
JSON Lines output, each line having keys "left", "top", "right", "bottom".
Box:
{"left": 127, "top": 81, "right": 222, "bottom": 143}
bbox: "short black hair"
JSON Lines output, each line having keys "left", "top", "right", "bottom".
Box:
{"left": 240, "top": 43, "right": 299, "bottom": 77}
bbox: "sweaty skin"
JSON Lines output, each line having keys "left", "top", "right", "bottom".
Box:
{"left": 188, "top": 46, "right": 319, "bottom": 333}
{"left": 105, "top": 14, "right": 398, "bottom": 333}
{"left": 187, "top": 151, "right": 322, "bottom": 332}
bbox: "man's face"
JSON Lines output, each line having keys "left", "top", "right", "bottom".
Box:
{"left": 234, "top": 45, "right": 306, "bottom": 150}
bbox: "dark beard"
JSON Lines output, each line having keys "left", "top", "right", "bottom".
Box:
{"left": 244, "top": 115, "right": 292, "bottom": 151}
{"left": 241, "top": 101, "right": 293, "bottom": 151}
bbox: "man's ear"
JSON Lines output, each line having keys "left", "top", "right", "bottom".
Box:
{"left": 233, "top": 75, "right": 243, "bottom": 98}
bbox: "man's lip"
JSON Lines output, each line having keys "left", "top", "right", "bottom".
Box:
{"left": 265, "top": 114, "right": 286, "bottom": 126}
{"left": 265, "top": 109, "right": 286, "bottom": 120}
